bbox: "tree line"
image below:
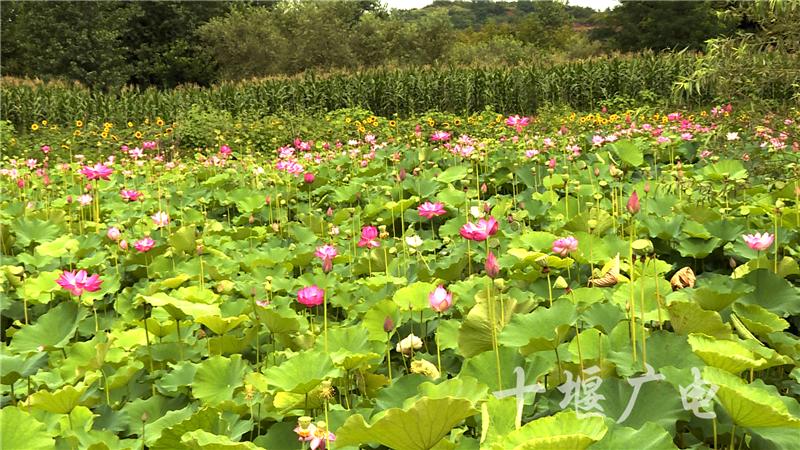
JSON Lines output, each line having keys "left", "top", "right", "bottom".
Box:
{"left": 0, "top": 0, "right": 744, "bottom": 90}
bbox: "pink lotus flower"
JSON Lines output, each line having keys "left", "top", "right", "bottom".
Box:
{"left": 120, "top": 189, "right": 143, "bottom": 202}
{"left": 627, "top": 191, "right": 640, "bottom": 215}
{"left": 485, "top": 251, "right": 500, "bottom": 278}
{"left": 315, "top": 244, "right": 338, "bottom": 272}
{"left": 134, "top": 236, "right": 155, "bottom": 253}
{"left": 430, "top": 131, "right": 451, "bottom": 142}
{"left": 78, "top": 194, "right": 93, "bottom": 206}
{"left": 79, "top": 163, "right": 113, "bottom": 180}
{"left": 107, "top": 227, "right": 121, "bottom": 241}
{"left": 742, "top": 232, "right": 774, "bottom": 251}
{"left": 119, "top": 239, "right": 128, "bottom": 250}
{"left": 297, "top": 285, "right": 325, "bottom": 307}
{"left": 56, "top": 269, "right": 103, "bottom": 296}
{"left": 460, "top": 216, "right": 499, "bottom": 241}
{"left": 418, "top": 201, "right": 446, "bottom": 219}
{"left": 429, "top": 285, "right": 453, "bottom": 313}
{"left": 151, "top": 211, "right": 169, "bottom": 228}
{"left": 505, "top": 115, "right": 530, "bottom": 132}
{"left": 304, "top": 172, "right": 315, "bottom": 184}
{"left": 358, "top": 226, "right": 380, "bottom": 248}
{"left": 552, "top": 236, "right": 579, "bottom": 256}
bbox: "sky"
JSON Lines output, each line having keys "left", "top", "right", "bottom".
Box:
{"left": 385, "top": 0, "right": 620, "bottom": 11}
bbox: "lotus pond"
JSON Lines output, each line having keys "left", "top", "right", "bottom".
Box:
{"left": 1, "top": 107, "right": 799, "bottom": 450}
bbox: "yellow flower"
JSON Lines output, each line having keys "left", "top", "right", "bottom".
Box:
{"left": 134, "top": 131, "right": 143, "bottom": 139}
{"left": 101, "top": 131, "right": 108, "bottom": 139}
{"left": 127, "top": 121, "right": 134, "bottom": 128}
{"left": 75, "top": 120, "right": 84, "bottom": 128}
{"left": 41, "top": 120, "right": 48, "bottom": 126}
{"left": 73, "top": 130, "right": 81, "bottom": 136}
{"left": 156, "top": 118, "right": 165, "bottom": 127}
{"left": 345, "top": 117, "right": 352, "bottom": 124}
{"left": 453, "top": 118, "right": 462, "bottom": 126}
{"left": 31, "top": 123, "right": 39, "bottom": 131}
{"left": 700, "top": 111, "right": 707, "bottom": 117}
{"left": 165, "top": 127, "right": 173, "bottom": 134}
{"left": 388, "top": 120, "right": 396, "bottom": 127}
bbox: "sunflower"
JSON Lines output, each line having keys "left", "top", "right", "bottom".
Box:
{"left": 73, "top": 130, "right": 81, "bottom": 136}
{"left": 41, "top": 120, "right": 48, "bottom": 126}
{"left": 453, "top": 118, "right": 462, "bottom": 126}
{"left": 388, "top": 120, "right": 396, "bottom": 127}
{"left": 156, "top": 118, "right": 165, "bottom": 127}
{"left": 345, "top": 117, "right": 352, "bottom": 124}
{"left": 134, "top": 131, "right": 143, "bottom": 139}
{"left": 127, "top": 121, "right": 134, "bottom": 128}
{"left": 101, "top": 131, "right": 108, "bottom": 139}
{"left": 75, "top": 120, "right": 84, "bottom": 128}
{"left": 31, "top": 123, "right": 39, "bottom": 131}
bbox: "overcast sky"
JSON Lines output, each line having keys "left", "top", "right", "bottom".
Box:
{"left": 385, "top": 0, "right": 620, "bottom": 11}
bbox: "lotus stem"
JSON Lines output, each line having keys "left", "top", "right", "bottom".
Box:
{"left": 436, "top": 313, "right": 443, "bottom": 374}
{"left": 629, "top": 218, "right": 638, "bottom": 363}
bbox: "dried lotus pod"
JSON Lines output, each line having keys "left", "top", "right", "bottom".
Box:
{"left": 670, "top": 266, "right": 696, "bottom": 290}
{"left": 588, "top": 254, "right": 620, "bottom": 287}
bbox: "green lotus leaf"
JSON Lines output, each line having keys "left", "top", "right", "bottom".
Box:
{"left": 702, "top": 366, "right": 800, "bottom": 428}
{"left": 159, "top": 273, "right": 192, "bottom": 289}
{"left": 393, "top": 281, "right": 437, "bottom": 311}
{"left": 499, "top": 299, "right": 576, "bottom": 355}
{"left": 687, "top": 333, "right": 766, "bottom": 373}
{"left": 514, "top": 231, "right": 559, "bottom": 251}
{"left": 0, "top": 265, "right": 24, "bottom": 293}
{"left": 193, "top": 354, "right": 250, "bottom": 405}
{"left": 336, "top": 397, "right": 477, "bottom": 450}
{"left": 595, "top": 377, "right": 688, "bottom": 435}
{"left": 731, "top": 256, "right": 799, "bottom": 279}
{"left": 11, "top": 217, "right": 61, "bottom": 247}
{"left": 363, "top": 299, "right": 400, "bottom": 342}
{"left": 749, "top": 423, "right": 800, "bottom": 450}
{"left": 567, "top": 328, "right": 610, "bottom": 362}
{"left": 35, "top": 235, "right": 79, "bottom": 258}
{"left": 315, "top": 326, "right": 383, "bottom": 370}
{"left": 732, "top": 303, "right": 789, "bottom": 337}
{"left": 481, "top": 396, "right": 518, "bottom": 446}
{"left": 150, "top": 407, "right": 252, "bottom": 450}
{"left": 175, "top": 285, "right": 220, "bottom": 304}
{"left": 640, "top": 331, "right": 704, "bottom": 371}
{"left": 737, "top": 338, "right": 793, "bottom": 370}
{"left": 702, "top": 159, "right": 747, "bottom": 181}
{"left": 738, "top": 269, "right": 800, "bottom": 315}
{"left": 375, "top": 374, "right": 430, "bottom": 411}
{"left": 460, "top": 347, "right": 554, "bottom": 394}
{"left": 0, "top": 406, "right": 55, "bottom": 450}
{"left": 181, "top": 429, "right": 262, "bottom": 450}
{"left": 18, "top": 270, "right": 62, "bottom": 304}
{"left": 436, "top": 165, "right": 468, "bottom": 183}
{"left": 675, "top": 236, "right": 722, "bottom": 259}
{"left": 458, "top": 297, "right": 514, "bottom": 358}
{"left": 195, "top": 315, "right": 248, "bottom": 335}
{"left": 581, "top": 302, "right": 624, "bottom": 334}
{"left": 27, "top": 375, "right": 96, "bottom": 414}
{"left": 255, "top": 305, "right": 303, "bottom": 334}
{"left": 141, "top": 292, "right": 221, "bottom": 319}
{"left": 610, "top": 140, "right": 643, "bottom": 167}
{"left": 667, "top": 301, "right": 732, "bottom": 339}
{"left": 688, "top": 273, "right": 753, "bottom": 311}
{"left": 495, "top": 409, "right": 607, "bottom": 450}
{"left": 0, "top": 351, "right": 47, "bottom": 384}
{"left": 230, "top": 189, "right": 265, "bottom": 214}
{"left": 765, "top": 332, "right": 800, "bottom": 361}
{"left": 169, "top": 226, "right": 197, "bottom": 254}
{"left": 263, "top": 351, "right": 341, "bottom": 394}
{"left": 416, "top": 376, "right": 489, "bottom": 406}
{"left": 8, "top": 301, "right": 86, "bottom": 353}
{"left": 588, "top": 422, "right": 677, "bottom": 450}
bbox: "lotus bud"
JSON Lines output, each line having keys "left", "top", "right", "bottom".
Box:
{"left": 383, "top": 316, "right": 395, "bottom": 333}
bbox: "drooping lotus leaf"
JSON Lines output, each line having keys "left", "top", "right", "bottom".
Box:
{"left": 0, "top": 406, "right": 55, "bottom": 450}
{"left": 687, "top": 272, "right": 753, "bottom": 311}
{"left": 263, "top": 351, "right": 342, "bottom": 394}
{"left": 738, "top": 269, "right": 800, "bottom": 315}
{"left": 667, "top": 301, "right": 732, "bottom": 339}
{"left": 18, "top": 270, "right": 62, "bottom": 304}
{"left": 415, "top": 376, "right": 489, "bottom": 407}
{"left": 640, "top": 331, "right": 705, "bottom": 371}
{"left": 0, "top": 351, "right": 47, "bottom": 384}
{"left": 595, "top": 377, "right": 688, "bottom": 435}
{"left": 731, "top": 256, "right": 799, "bottom": 280}
{"left": 702, "top": 367, "right": 800, "bottom": 428}
{"left": 588, "top": 421, "right": 678, "bottom": 450}
{"left": 11, "top": 217, "right": 61, "bottom": 247}
{"left": 493, "top": 409, "right": 607, "bottom": 450}
{"left": 35, "top": 235, "right": 79, "bottom": 258}
{"left": 481, "top": 396, "right": 518, "bottom": 446}
{"left": 375, "top": 374, "right": 431, "bottom": 411}
{"left": 181, "top": 429, "right": 263, "bottom": 450}
{"left": 26, "top": 373, "right": 97, "bottom": 414}
{"left": 581, "top": 301, "right": 624, "bottom": 334}
{"left": 150, "top": 407, "right": 252, "bottom": 450}
{"left": 737, "top": 338, "right": 793, "bottom": 371}
{"left": 195, "top": 315, "right": 248, "bottom": 335}
{"left": 363, "top": 299, "right": 400, "bottom": 342}
{"left": 335, "top": 397, "right": 477, "bottom": 450}
{"left": 169, "top": 226, "right": 198, "bottom": 254}
{"left": 192, "top": 354, "right": 250, "bottom": 405}
{"left": 499, "top": 299, "right": 576, "bottom": 355}
{"left": 702, "top": 159, "right": 748, "bottom": 181}
{"left": 315, "top": 325, "right": 383, "bottom": 370}
{"left": 458, "top": 297, "right": 514, "bottom": 358}
{"left": 140, "top": 292, "right": 221, "bottom": 320}
{"left": 610, "top": 140, "right": 644, "bottom": 167}
{"left": 732, "top": 302, "right": 789, "bottom": 338}
{"left": 255, "top": 305, "right": 303, "bottom": 334}
{"left": 675, "top": 236, "right": 723, "bottom": 259}
{"left": 765, "top": 332, "right": 800, "bottom": 361}
{"left": 687, "top": 333, "right": 766, "bottom": 373}
{"left": 460, "top": 346, "right": 554, "bottom": 394}
{"left": 8, "top": 301, "right": 86, "bottom": 354}
{"left": 436, "top": 165, "right": 469, "bottom": 183}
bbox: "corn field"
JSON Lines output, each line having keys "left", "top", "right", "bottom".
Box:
{"left": 1, "top": 52, "right": 794, "bottom": 129}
